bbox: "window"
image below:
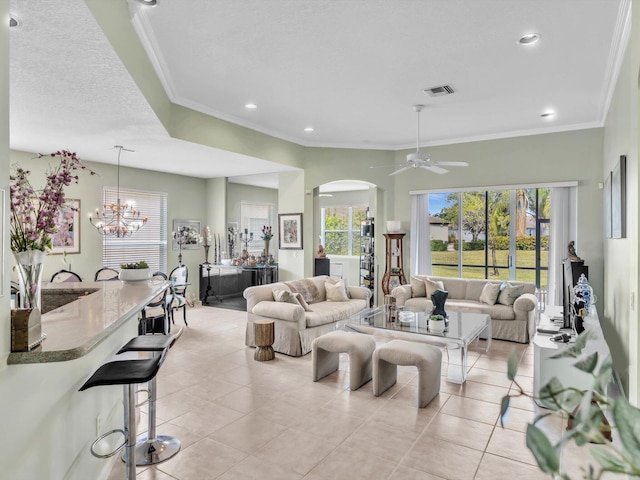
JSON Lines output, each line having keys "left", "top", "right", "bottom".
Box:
{"left": 101, "top": 187, "right": 167, "bottom": 273}
{"left": 320, "top": 206, "right": 367, "bottom": 256}
{"left": 240, "top": 201, "right": 275, "bottom": 254}
{"left": 424, "top": 188, "right": 550, "bottom": 288}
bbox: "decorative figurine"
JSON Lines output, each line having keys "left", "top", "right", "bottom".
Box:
{"left": 567, "top": 241, "right": 582, "bottom": 262}
{"left": 316, "top": 244, "right": 326, "bottom": 258}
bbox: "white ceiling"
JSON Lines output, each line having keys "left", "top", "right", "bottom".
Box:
{"left": 9, "top": 0, "right": 629, "bottom": 186}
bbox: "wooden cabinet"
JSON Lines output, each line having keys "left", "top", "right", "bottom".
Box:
{"left": 381, "top": 233, "right": 406, "bottom": 295}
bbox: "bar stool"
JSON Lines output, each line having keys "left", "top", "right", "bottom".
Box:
{"left": 79, "top": 348, "right": 168, "bottom": 480}
{"left": 116, "top": 329, "right": 183, "bottom": 466}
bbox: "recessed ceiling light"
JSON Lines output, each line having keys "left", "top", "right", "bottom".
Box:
{"left": 134, "top": 0, "right": 158, "bottom": 6}
{"left": 245, "top": 103, "right": 257, "bottom": 110}
{"left": 519, "top": 33, "right": 541, "bottom": 45}
{"left": 304, "top": 127, "right": 314, "bottom": 133}
{"left": 540, "top": 111, "right": 556, "bottom": 119}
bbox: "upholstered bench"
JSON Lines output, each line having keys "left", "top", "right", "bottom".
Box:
{"left": 373, "top": 339, "right": 442, "bottom": 407}
{"left": 312, "top": 330, "right": 376, "bottom": 390}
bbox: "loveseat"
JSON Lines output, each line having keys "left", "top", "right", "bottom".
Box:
{"left": 244, "top": 276, "right": 371, "bottom": 356}
{"left": 391, "top": 275, "right": 537, "bottom": 343}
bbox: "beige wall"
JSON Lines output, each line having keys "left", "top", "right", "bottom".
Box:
{"left": 0, "top": 0, "right": 9, "bottom": 365}
{"left": 602, "top": 0, "right": 640, "bottom": 403}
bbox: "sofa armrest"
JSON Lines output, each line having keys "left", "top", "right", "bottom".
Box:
{"left": 514, "top": 293, "right": 537, "bottom": 313}
{"left": 348, "top": 286, "right": 371, "bottom": 301}
{"left": 252, "top": 301, "right": 306, "bottom": 324}
{"left": 391, "top": 285, "right": 413, "bottom": 307}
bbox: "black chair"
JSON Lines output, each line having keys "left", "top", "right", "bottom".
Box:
{"left": 79, "top": 347, "right": 168, "bottom": 480}
{"left": 167, "top": 265, "right": 189, "bottom": 326}
{"left": 50, "top": 269, "right": 82, "bottom": 282}
{"left": 94, "top": 267, "right": 119, "bottom": 281}
{"left": 139, "top": 272, "right": 170, "bottom": 335}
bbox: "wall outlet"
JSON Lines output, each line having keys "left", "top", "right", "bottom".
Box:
{"left": 96, "top": 413, "right": 102, "bottom": 436}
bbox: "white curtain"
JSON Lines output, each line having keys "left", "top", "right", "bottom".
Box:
{"left": 548, "top": 187, "right": 576, "bottom": 306}
{"left": 410, "top": 194, "right": 431, "bottom": 275}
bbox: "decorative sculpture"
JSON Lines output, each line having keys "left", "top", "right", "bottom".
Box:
{"left": 431, "top": 289, "right": 449, "bottom": 326}
{"left": 316, "top": 244, "right": 326, "bottom": 258}
{"left": 567, "top": 241, "right": 582, "bottom": 262}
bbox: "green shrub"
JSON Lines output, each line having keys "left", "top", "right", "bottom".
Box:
{"left": 120, "top": 260, "right": 149, "bottom": 269}
{"left": 430, "top": 240, "right": 448, "bottom": 251}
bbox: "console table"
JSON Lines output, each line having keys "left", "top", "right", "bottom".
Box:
{"left": 199, "top": 264, "right": 278, "bottom": 305}
{"left": 533, "top": 306, "right": 611, "bottom": 401}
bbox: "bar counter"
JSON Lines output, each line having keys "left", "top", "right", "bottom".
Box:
{"left": 8, "top": 278, "right": 170, "bottom": 364}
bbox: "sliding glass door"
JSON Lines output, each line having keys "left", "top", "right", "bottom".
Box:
{"left": 427, "top": 187, "right": 549, "bottom": 287}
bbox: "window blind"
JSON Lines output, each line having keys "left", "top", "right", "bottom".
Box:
{"left": 101, "top": 187, "right": 168, "bottom": 273}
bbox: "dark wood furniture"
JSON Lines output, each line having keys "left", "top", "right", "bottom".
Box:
{"left": 381, "top": 233, "right": 407, "bottom": 295}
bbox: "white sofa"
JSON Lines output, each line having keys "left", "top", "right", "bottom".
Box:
{"left": 391, "top": 275, "right": 537, "bottom": 343}
{"left": 244, "top": 276, "right": 371, "bottom": 356}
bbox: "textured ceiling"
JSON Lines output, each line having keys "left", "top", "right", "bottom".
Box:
{"left": 9, "top": 0, "right": 629, "bottom": 184}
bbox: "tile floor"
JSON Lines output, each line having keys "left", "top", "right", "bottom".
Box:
{"left": 107, "top": 306, "right": 606, "bottom": 480}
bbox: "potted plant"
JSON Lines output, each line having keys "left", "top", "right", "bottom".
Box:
{"left": 429, "top": 314, "right": 446, "bottom": 333}
{"left": 118, "top": 261, "right": 151, "bottom": 282}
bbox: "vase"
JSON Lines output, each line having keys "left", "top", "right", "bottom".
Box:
{"left": 204, "top": 245, "right": 210, "bottom": 264}
{"left": 14, "top": 249, "right": 47, "bottom": 312}
{"left": 431, "top": 289, "right": 449, "bottom": 325}
{"left": 264, "top": 239, "right": 270, "bottom": 258}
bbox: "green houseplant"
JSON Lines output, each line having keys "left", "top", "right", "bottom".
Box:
{"left": 501, "top": 331, "right": 640, "bottom": 479}
{"left": 118, "top": 261, "right": 150, "bottom": 282}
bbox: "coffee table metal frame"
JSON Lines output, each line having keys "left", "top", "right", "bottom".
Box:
{"left": 337, "top": 307, "right": 491, "bottom": 384}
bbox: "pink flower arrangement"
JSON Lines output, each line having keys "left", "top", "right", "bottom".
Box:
{"left": 10, "top": 150, "right": 96, "bottom": 252}
{"left": 261, "top": 225, "right": 273, "bottom": 241}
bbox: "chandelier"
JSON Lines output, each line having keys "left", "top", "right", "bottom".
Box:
{"left": 90, "top": 146, "right": 147, "bottom": 237}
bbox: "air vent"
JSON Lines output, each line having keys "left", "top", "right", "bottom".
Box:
{"left": 423, "top": 85, "right": 455, "bottom": 97}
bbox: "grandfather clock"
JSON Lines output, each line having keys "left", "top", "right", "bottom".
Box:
{"left": 382, "top": 233, "right": 407, "bottom": 295}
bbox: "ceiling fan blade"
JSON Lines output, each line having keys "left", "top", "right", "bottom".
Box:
{"left": 390, "top": 166, "right": 412, "bottom": 176}
{"left": 370, "top": 164, "right": 405, "bottom": 169}
{"left": 434, "top": 161, "right": 469, "bottom": 167}
{"left": 422, "top": 164, "right": 449, "bottom": 174}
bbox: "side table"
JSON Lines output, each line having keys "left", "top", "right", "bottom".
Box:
{"left": 254, "top": 319, "right": 275, "bottom": 361}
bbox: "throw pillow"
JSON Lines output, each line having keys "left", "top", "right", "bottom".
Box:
{"left": 325, "top": 280, "right": 349, "bottom": 302}
{"left": 272, "top": 288, "right": 302, "bottom": 306}
{"left": 424, "top": 278, "right": 445, "bottom": 298}
{"left": 410, "top": 276, "right": 426, "bottom": 297}
{"left": 285, "top": 279, "right": 323, "bottom": 304}
{"left": 325, "top": 276, "right": 351, "bottom": 298}
{"left": 479, "top": 282, "right": 501, "bottom": 305}
{"left": 497, "top": 284, "right": 524, "bottom": 306}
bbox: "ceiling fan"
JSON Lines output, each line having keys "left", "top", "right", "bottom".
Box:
{"left": 374, "top": 105, "right": 469, "bottom": 176}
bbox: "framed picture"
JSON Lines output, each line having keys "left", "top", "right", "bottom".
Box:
{"left": 603, "top": 172, "right": 612, "bottom": 238}
{"left": 278, "top": 213, "right": 303, "bottom": 249}
{"left": 51, "top": 199, "right": 80, "bottom": 254}
{"left": 172, "top": 219, "right": 201, "bottom": 250}
{"left": 611, "top": 155, "right": 626, "bottom": 239}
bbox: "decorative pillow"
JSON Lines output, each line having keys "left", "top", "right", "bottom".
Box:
{"left": 325, "top": 276, "right": 351, "bottom": 298}
{"left": 272, "top": 288, "right": 302, "bottom": 306}
{"left": 286, "top": 279, "right": 322, "bottom": 304}
{"left": 497, "top": 283, "right": 524, "bottom": 306}
{"left": 424, "top": 278, "right": 445, "bottom": 298}
{"left": 325, "top": 281, "right": 349, "bottom": 302}
{"left": 479, "top": 282, "right": 501, "bottom": 305}
{"left": 410, "top": 276, "right": 426, "bottom": 297}
{"left": 293, "top": 292, "right": 312, "bottom": 311}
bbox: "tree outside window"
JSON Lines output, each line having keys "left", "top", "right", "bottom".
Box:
{"left": 321, "top": 206, "right": 367, "bottom": 255}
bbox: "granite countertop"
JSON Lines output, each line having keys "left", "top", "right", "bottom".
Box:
{"left": 8, "top": 279, "right": 170, "bottom": 365}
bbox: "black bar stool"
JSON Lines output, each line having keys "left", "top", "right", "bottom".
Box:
{"left": 116, "top": 329, "right": 183, "bottom": 465}
{"left": 79, "top": 348, "right": 168, "bottom": 480}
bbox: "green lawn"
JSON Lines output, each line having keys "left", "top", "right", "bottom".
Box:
{"left": 431, "top": 250, "right": 548, "bottom": 287}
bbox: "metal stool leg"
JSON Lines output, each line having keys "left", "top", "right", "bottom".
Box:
{"left": 122, "top": 350, "right": 180, "bottom": 465}
{"left": 124, "top": 384, "right": 137, "bottom": 480}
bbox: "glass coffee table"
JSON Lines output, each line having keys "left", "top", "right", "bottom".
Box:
{"left": 337, "top": 307, "right": 491, "bottom": 384}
